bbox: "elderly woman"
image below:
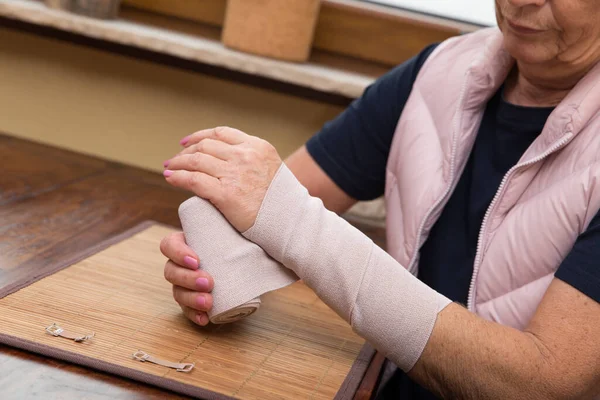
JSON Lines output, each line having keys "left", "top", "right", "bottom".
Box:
{"left": 160, "top": 0, "right": 600, "bottom": 398}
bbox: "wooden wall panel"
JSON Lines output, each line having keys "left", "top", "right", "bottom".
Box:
{"left": 122, "top": 0, "right": 226, "bottom": 27}
{"left": 313, "top": 1, "right": 462, "bottom": 65}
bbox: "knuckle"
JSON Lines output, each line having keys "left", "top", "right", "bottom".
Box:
{"left": 187, "top": 310, "right": 198, "bottom": 324}
{"left": 187, "top": 143, "right": 199, "bottom": 154}
{"left": 167, "top": 234, "right": 187, "bottom": 262}
{"left": 213, "top": 126, "right": 226, "bottom": 139}
{"left": 176, "top": 248, "right": 187, "bottom": 263}
{"left": 163, "top": 262, "right": 172, "bottom": 281}
{"left": 182, "top": 306, "right": 192, "bottom": 319}
{"left": 159, "top": 233, "right": 175, "bottom": 256}
{"left": 250, "top": 150, "right": 262, "bottom": 163}
{"left": 266, "top": 142, "right": 277, "bottom": 156}
{"left": 202, "top": 139, "right": 218, "bottom": 156}
{"left": 258, "top": 139, "right": 276, "bottom": 156}
{"left": 253, "top": 147, "right": 264, "bottom": 159}
{"left": 203, "top": 138, "right": 217, "bottom": 149}
{"left": 240, "top": 149, "right": 254, "bottom": 163}
{"left": 232, "top": 146, "right": 244, "bottom": 158}
{"left": 173, "top": 287, "right": 189, "bottom": 306}
{"left": 186, "top": 173, "right": 198, "bottom": 189}
{"left": 159, "top": 237, "right": 169, "bottom": 255}
{"left": 164, "top": 262, "right": 178, "bottom": 283}
{"left": 191, "top": 153, "right": 203, "bottom": 169}
{"left": 180, "top": 305, "right": 195, "bottom": 322}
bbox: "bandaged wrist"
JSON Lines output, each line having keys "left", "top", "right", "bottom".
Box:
{"left": 243, "top": 164, "right": 452, "bottom": 371}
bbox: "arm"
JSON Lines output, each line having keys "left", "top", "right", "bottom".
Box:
{"left": 285, "top": 44, "right": 440, "bottom": 215}
{"left": 242, "top": 164, "right": 600, "bottom": 400}
{"left": 162, "top": 43, "right": 439, "bottom": 327}
{"left": 285, "top": 146, "right": 356, "bottom": 214}
{"left": 165, "top": 124, "right": 600, "bottom": 397}
{"left": 412, "top": 281, "right": 600, "bottom": 399}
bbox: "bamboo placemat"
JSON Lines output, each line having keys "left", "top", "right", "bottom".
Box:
{"left": 0, "top": 222, "right": 373, "bottom": 399}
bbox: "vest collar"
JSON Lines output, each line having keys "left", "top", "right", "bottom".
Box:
{"left": 463, "top": 29, "right": 600, "bottom": 159}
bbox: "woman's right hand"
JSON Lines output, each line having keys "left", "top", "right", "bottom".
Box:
{"left": 160, "top": 232, "right": 214, "bottom": 326}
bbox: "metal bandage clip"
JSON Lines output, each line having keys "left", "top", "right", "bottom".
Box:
{"left": 45, "top": 323, "right": 95, "bottom": 343}
{"left": 132, "top": 350, "right": 195, "bottom": 373}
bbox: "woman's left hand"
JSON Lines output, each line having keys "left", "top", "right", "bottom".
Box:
{"left": 163, "top": 127, "right": 282, "bottom": 232}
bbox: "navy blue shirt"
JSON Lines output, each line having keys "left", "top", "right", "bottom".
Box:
{"left": 306, "top": 44, "right": 600, "bottom": 399}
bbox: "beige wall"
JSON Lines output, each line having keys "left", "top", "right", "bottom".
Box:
{"left": 0, "top": 27, "right": 344, "bottom": 172}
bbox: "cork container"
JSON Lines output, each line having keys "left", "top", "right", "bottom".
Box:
{"left": 222, "top": 0, "right": 321, "bottom": 62}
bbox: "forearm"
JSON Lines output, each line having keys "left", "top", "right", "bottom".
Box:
{"left": 410, "top": 299, "right": 600, "bottom": 400}
{"left": 243, "top": 164, "right": 598, "bottom": 399}
{"left": 243, "top": 164, "right": 451, "bottom": 370}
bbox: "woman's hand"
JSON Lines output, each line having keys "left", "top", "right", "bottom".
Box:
{"left": 160, "top": 232, "right": 215, "bottom": 326}
{"left": 163, "top": 127, "right": 282, "bottom": 232}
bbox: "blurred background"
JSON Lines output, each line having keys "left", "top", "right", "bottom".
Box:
{"left": 0, "top": 0, "right": 493, "bottom": 226}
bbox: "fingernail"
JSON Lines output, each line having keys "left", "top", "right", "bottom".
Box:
{"left": 184, "top": 256, "right": 198, "bottom": 268}
{"left": 180, "top": 136, "right": 190, "bottom": 146}
{"left": 196, "top": 277, "right": 209, "bottom": 291}
{"left": 163, "top": 159, "right": 170, "bottom": 168}
{"left": 163, "top": 169, "right": 173, "bottom": 177}
{"left": 197, "top": 314, "right": 208, "bottom": 326}
{"left": 196, "top": 295, "right": 206, "bottom": 308}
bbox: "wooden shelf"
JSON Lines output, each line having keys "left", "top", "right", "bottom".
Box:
{"left": 0, "top": 0, "right": 380, "bottom": 105}
{"left": 0, "top": 0, "right": 478, "bottom": 105}
{"left": 122, "top": 0, "right": 479, "bottom": 66}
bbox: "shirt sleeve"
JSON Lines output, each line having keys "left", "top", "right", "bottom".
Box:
{"left": 305, "top": 43, "right": 439, "bottom": 201}
{"left": 555, "top": 210, "right": 600, "bottom": 303}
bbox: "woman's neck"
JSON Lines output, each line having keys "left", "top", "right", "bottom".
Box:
{"left": 504, "top": 58, "right": 599, "bottom": 108}
{"left": 504, "top": 66, "right": 573, "bottom": 107}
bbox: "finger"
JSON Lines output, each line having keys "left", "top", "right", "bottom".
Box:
{"left": 164, "top": 260, "right": 214, "bottom": 292}
{"left": 168, "top": 153, "right": 227, "bottom": 178}
{"left": 173, "top": 286, "right": 213, "bottom": 312}
{"left": 181, "top": 305, "right": 210, "bottom": 326}
{"left": 159, "top": 232, "right": 200, "bottom": 270}
{"left": 180, "top": 127, "right": 246, "bottom": 147}
{"left": 163, "top": 170, "right": 222, "bottom": 203}
{"left": 175, "top": 139, "right": 234, "bottom": 161}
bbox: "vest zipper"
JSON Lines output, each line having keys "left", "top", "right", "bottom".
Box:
{"left": 406, "top": 73, "right": 471, "bottom": 273}
{"left": 466, "top": 132, "right": 574, "bottom": 312}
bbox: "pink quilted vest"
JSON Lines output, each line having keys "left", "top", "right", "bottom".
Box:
{"left": 385, "top": 28, "right": 600, "bottom": 329}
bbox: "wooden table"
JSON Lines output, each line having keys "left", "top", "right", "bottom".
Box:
{"left": 0, "top": 133, "right": 386, "bottom": 399}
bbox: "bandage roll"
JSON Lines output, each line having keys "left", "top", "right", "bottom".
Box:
{"left": 178, "top": 197, "right": 298, "bottom": 324}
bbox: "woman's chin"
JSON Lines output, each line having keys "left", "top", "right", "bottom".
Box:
{"left": 503, "top": 36, "right": 554, "bottom": 65}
